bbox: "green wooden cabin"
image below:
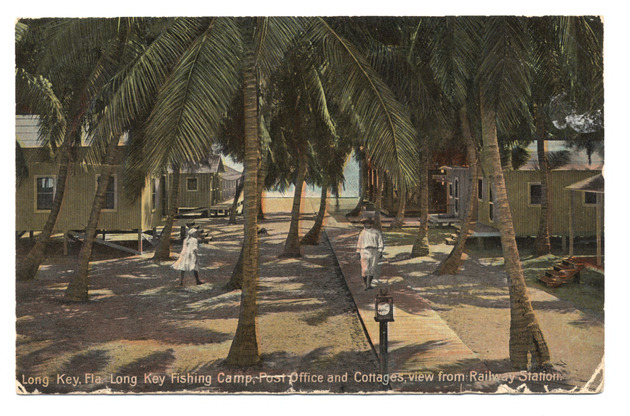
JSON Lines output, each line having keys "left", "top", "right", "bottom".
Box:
{"left": 15, "top": 146, "right": 167, "bottom": 237}
{"left": 16, "top": 115, "right": 167, "bottom": 251}
{"left": 438, "top": 165, "right": 603, "bottom": 239}
{"left": 174, "top": 155, "right": 226, "bottom": 214}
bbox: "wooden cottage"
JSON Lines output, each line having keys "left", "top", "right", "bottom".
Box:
{"left": 566, "top": 173, "right": 604, "bottom": 266}
{"left": 174, "top": 155, "right": 231, "bottom": 215}
{"left": 172, "top": 156, "right": 244, "bottom": 217}
{"left": 435, "top": 164, "right": 604, "bottom": 246}
{"left": 219, "top": 165, "right": 244, "bottom": 203}
{"left": 16, "top": 115, "right": 167, "bottom": 253}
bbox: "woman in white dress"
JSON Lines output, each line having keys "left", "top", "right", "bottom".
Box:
{"left": 172, "top": 226, "right": 203, "bottom": 286}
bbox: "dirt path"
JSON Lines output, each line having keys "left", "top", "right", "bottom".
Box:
{"left": 16, "top": 198, "right": 380, "bottom": 394}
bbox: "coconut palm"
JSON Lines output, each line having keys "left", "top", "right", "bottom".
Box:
{"left": 301, "top": 110, "right": 354, "bottom": 245}
{"left": 532, "top": 16, "right": 603, "bottom": 255}
{"left": 60, "top": 18, "right": 170, "bottom": 302}
{"left": 15, "top": 18, "right": 130, "bottom": 281}
{"left": 55, "top": 17, "right": 418, "bottom": 367}
{"left": 476, "top": 16, "right": 551, "bottom": 370}
{"left": 435, "top": 108, "right": 480, "bottom": 275}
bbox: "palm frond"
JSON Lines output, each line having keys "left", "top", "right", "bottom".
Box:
{"left": 477, "top": 16, "right": 532, "bottom": 133}
{"left": 15, "top": 21, "right": 28, "bottom": 43}
{"left": 255, "top": 17, "right": 310, "bottom": 85}
{"left": 15, "top": 141, "right": 30, "bottom": 187}
{"left": 429, "top": 16, "right": 482, "bottom": 110}
{"left": 141, "top": 17, "right": 243, "bottom": 172}
{"left": 15, "top": 69, "right": 66, "bottom": 150}
{"left": 92, "top": 18, "right": 211, "bottom": 152}
{"left": 307, "top": 17, "right": 419, "bottom": 188}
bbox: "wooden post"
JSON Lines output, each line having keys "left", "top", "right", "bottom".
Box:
{"left": 569, "top": 191, "right": 574, "bottom": 258}
{"left": 561, "top": 235, "right": 567, "bottom": 253}
{"left": 63, "top": 230, "right": 68, "bottom": 256}
{"left": 596, "top": 193, "right": 602, "bottom": 266}
{"left": 379, "top": 321, "right": 389, "bottom": 375}
{"left": 137, "top": 229, "right": 143, "bottom": 254}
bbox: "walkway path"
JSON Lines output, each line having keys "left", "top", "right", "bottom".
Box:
{"left": 314, "top": 202, "right": 486, "bottom": 379}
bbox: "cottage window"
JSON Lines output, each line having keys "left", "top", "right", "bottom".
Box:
{"left": 96, "top": 175, "right": 117, "bottom": 210}
{"left": 36, "top": 176, "right": 55, "bottom": 211}
{"left": 187, "top": 177, "right": 198, "bottom": 191}
{"left": 489, "top": 186, "right": 495, "bottom": 222}
{"left": 584, "top": 192, "right": 598, "bottom": 206}
{"left": 160, "top": 176, "right": 168, "bottom": 216}
{"left": 529, "top": 183, "right": 542, "bottom": 205}
{"left": 478, "top": 179, "right": 483, "bottom": 200}
{"left": 151, "top": 179, "right": 157, "bottom": 211}
{"left": 454, "top": 178, "right": 459, "bottom": 198}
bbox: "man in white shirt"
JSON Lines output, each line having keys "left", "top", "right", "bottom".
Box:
{"left": 356, "top": 217, "right": 384, "bottom": 290}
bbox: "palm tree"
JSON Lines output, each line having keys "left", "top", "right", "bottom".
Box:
{"left": 268, "top": 42, "right": 346, "bottom": 255}
{"left": 534, "top": 17, "right": 603, "bottom": 255}
{"left": 435, "top": 108, "right": 479, "bottom": 275}
{"left": 57, "top": 17, "right": 419, "bottom": 366}
{"left": 301, "top": 115, "right": 353, "bottom": 245}
{"left": 528, "top": 17, "right": 566, "bottom": 256}
{"left": 15, "top": 19, "right": 127, "bottom": 281}
{"left": 345, "top": 147, "right": 369, "bottom": 217}
{"left": 423, "top": 16, "right": 483, "bottom": 270}
{"left": 477, "top": 16, "right": 551, "bottom": 370}
{"left": 15, "top": 67, "right": 68, "bottom": 281}
{"left": 152, "top": 166, "right": 181, "bottom": 260}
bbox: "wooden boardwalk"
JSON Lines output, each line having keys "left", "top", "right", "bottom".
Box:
{"left": 322, "top": 211, "right": 486, "bottom": 375}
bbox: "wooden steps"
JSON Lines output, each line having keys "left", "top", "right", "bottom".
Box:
{"left": 538, "top": 258, "right": 585, "bottom": 288}
{"left": 445, "top": 233, "right": 458, "bottom": 245}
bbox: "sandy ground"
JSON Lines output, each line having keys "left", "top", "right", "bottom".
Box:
{"left": 379, "top": 228, "right": 604, "bottom": 391}
{"left": 16, "top": 198, "right": 380, "bottom": 394}
{"left": 15, "top": 197, "right": 604, "bottom": 394}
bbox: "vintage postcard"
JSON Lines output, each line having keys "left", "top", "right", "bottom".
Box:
{"left": 14, "top": 14, "right": 606, "bottom": 397}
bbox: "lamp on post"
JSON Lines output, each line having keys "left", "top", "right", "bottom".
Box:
{"left": 374, "top": 289, "right": 394, "bottom": 375}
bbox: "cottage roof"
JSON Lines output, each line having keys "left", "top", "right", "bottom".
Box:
{"left": 176, "top": 155, "right": 225, "bottom": 174}
{"left": 565, "top": 173, "right": 604, "bottom": 194}
{"left": 220, "top": 164, "right": 243, "bottom": 181}
{"left": 16, "top": 115, "right": 129, "bottom": 147}
{"left": 15, "top": 115, "right": 41, "bottom": 147}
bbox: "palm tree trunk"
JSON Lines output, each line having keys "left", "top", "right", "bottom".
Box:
{"left": 301, "top": 183, "right": 328, "bottom": 245}
{"left": 224, "top": 155, "right": 266, "bottom": 291}
{"left": 534, "top": 109, "right": 552, "bottom": 255}
{"left": 226, "top": 35, "right": 261, "bottom": 366}
{"left": 153, "top": 167, "right": 180, "bottom": 261}
{"left": 281, "top": 147, "right": 307, "bottom": 257}
{"left": 411, "top": 139, "right": 430, "bottom": 257}
{"left": 17, "top": 140, "right": 72, "bottom": 281}
{"left": 481, "top": 102, "right": 550, "bottom": 370}
{"left": 384, "top": 172, "right": 394, "bottom": 214}
{"left": 257, "top": 153, "right": 267, "bottom": 221}
{"left": 436, "top": 107, "right": 478, "bottom": 275}
{"left": 228, "top": 180, "right": 244, "bottom": 225}
{"left": 373, "top": 169, "right": 384, "bottom": 231}
{"left": 63, "top": 135, "right": 120, "bottom": 302}
{"left": 388, "top": 181, "right": 406, "bottom": 230}
{"left": 347, "top": 149, "right": 368, "bottom": 217}
{"left": 224, "top": 241, "right": 245, "bottom": 291}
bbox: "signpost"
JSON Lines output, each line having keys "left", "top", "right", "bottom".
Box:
{"left": 374, "top": 289, "right": 394, "bottom": 375}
